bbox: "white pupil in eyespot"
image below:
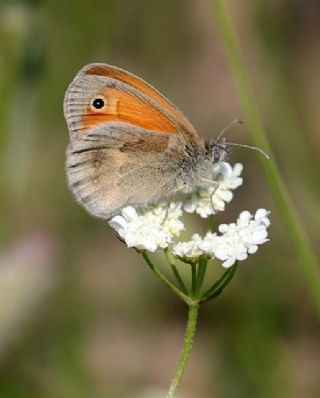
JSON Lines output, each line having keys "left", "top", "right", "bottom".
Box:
{"left": 92, "top": 98, "right": 105, "bottom": 109}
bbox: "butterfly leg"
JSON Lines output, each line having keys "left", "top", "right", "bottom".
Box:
{"left": 210, "top": 181, "right": 220, "bottom": 213}
{"left": 201, "top": 178, "right": 220, "bottom": 213}
{"left": 162, "top": 191, "right": 176, "bottom": 225}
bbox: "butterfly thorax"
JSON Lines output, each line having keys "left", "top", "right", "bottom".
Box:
{"left": 168, "top": 133, "right": 213, "bottom": 195}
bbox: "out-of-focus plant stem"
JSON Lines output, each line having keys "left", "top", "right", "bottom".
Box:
{"left": 212, "top": 0, "right": 320, "bottom": 316}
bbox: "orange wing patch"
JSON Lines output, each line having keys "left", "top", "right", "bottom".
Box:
{"left": 83, "top": 64, "right": 195, "bottom": 133}
{"left": 83, "top": 88, "right": 178, "bottom": 133}
{"left": 84, "top": 65, "right": 177, "bottom": 113}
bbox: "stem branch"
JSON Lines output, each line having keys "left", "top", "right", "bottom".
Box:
{"left": 191, "top": 264, "right": 197, "bottom": 298}
{"left": 195, "top": 257, "right": 208, "bottom": 297}
{"left": 200, "top": 264, "right": 237, "bottom": 304}
{"left": 165, "top": 249, "right": 189, "bottom": 295}
{"left": 141, "top": 251, "right": 193, "bottom": 305}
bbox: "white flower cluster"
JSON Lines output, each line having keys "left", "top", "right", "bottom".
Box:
{"left": 173, "top": 209, "right": 270, "bottom": 267}
{"left": 109, "top": 201, "right": 184, "bottom": 252}
{"left": 109, "top": 162, "right": 270, "bottom": 267}
{"left": 184, "top": 162, "right": 243, "bottom": 218}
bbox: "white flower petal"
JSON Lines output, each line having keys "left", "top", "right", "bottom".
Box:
{"left": 214, "top": 248, "right": 229, "bottom": 261}
{"left": 248, "top": 245, "right": 258, "bottom": 254}
{"left": 239, "top": 210, "right": 251, "bottom": 220}
{"left": 233, "top": 163, "right": 243, "bottom": 176}
{"left": 255, "top": 208, "right": 267, "bottom": 218}
{"left": 222, "top": 258, "right": 236, "bottom": 268}
{"left": 124, "top": 233, "right": 138, "bottom": 248}
{"left": 144, "top": 240, "right": 158, "bottom": 252}
{"left": 236, "top": 252, "right": 248, "bottom": 261}
{"left": 108, "top": 215, "right": 124, "bottom": 228}
{"left": 218, "top": 224, "right": 229, "bottom": 233}
{"left": 122, "top": 206, "right": 138, "bottom": 220}
{"left": 252, "top": 228, "right": 268, "bottom": 243}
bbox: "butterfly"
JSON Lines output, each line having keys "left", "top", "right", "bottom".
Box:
{"left": 64, "top": 63, "right": 267, "bottom": 219}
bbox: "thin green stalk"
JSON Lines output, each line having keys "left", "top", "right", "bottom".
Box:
{"left": 200, "top": 264, "right": 237, "bottom": 304}
{"left": 141, "top": 251, "right": 193, "bottom": 305}
{"left": 166, "top": 304, "right": 199, "bottom": 398}
{"left": 201, "top": 266, "right": 234, "bottom": 300}
{"left": 212, "top": 0, "right": 320, "bottom": 316}
{"left": 195, "top": 257, "right": 208, "bottom": 297}
{"left": 191, "top": 264, "right": 197, "bottom": 298}
{"left": 165, "top": 249, "right": 189, "bottom": 295}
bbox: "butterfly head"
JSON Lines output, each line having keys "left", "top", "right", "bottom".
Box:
{"left": 211, "top": 136, "right": 231, "bottom": 163}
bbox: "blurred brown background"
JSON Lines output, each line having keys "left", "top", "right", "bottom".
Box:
{"left": 1, "top": 1, "right": 320, "bottom": 397}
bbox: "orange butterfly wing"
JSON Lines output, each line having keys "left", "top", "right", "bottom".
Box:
{"left": 65, "top": 63, "right": 197, "bottom": 137}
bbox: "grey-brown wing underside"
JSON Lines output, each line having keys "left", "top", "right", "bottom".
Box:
{"left": 66, "top": 123, "right": 178, "bottom": 219}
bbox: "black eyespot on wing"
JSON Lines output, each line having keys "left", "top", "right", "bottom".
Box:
{"left": 92, "top": 98, "right": 105, "bottom": 109}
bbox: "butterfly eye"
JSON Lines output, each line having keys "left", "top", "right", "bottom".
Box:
{"left": 91, "top": 96, "right": 106, "bottom": 110}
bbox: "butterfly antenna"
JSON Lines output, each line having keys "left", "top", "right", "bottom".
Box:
{"left": 215, "top": 118, "right": 243, "bottom": 143}
{"left": 224, "top": 142, "right": 271, "bottom": 160}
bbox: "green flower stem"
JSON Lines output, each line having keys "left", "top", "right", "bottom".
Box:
{"left": 165, "top": 249, "right": 189, "bottom": 295}
{"left": 200, "top": 264, "right": 237, "bottom": 304}
{"left": 201, "top": 265, "right": 235, "bottom": 300}
{"left": 191, "top": 263, "right": 197, "bottom": 297}
{"left": 212, "top": 0, "right": 320, "bottom": 316}
{"left": 195, "top": 257, "right": 208, "bottom": 297}
{"left": 141, "top": 251, "right": 193, "bottom": 305}
{"left": 166, "top": 304, "right": 199, "bottom": 398}
{"left": 208, "top": 214, "right": 216, "bottom": 232}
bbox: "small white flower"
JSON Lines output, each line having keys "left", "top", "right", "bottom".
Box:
{"left": 172, "top": 234, "right": 205, "bottom": 260}
{"left": 184, "top": 162, "right": 243, "bottom": 218}
{"left": 200, "top": 209, "right": 271, "bottom": 267}
{"left": 200, "top": 233, "right": 248, "bottom": 268}
{"left": 109, "top": 201, "right": 184, "bottom": 252}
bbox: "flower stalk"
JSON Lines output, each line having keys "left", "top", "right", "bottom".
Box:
{"left": 195, "top": 257, "right": 208, "bottom": 297}
{"left": 141, "top": 251, "right": 193, "bottom": 306}
{"left": 200, "top": 264, "right": 237, "bottom": 304}
{"left": 165, "top": 248, "right": 189, "bottom": 295}
{"left": 166, "top": 304, "right": 199, "bottom": 398}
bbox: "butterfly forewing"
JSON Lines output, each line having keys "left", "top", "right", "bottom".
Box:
{"left": 64, "top": 63, "right": 205, "bottom": 219}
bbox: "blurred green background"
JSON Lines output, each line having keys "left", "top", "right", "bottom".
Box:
{"left": 1, "top": 1, "right": 320, "bottom": 397}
